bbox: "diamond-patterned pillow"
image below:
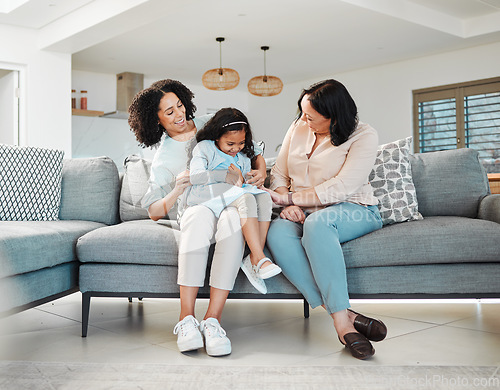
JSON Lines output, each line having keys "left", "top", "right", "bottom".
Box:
{"left": 368, "top": 137, "right": 423, "bottom": 225}
{"left": 0, "top": 144, "right": 64, "bottom": 221}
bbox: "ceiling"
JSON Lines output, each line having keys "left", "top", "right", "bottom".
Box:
{"left": 2, "top": 0, "right": 500, "bottom": 86}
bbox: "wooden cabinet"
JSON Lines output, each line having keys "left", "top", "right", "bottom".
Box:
{"left": 488, "top": 173, "right": 500, "bottom": 194}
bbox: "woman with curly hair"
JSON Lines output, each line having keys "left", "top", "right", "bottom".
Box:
{"left": 128, "top": 80, "right": 267, "bottom": 357}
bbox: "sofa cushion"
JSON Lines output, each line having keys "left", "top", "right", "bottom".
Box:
{"left": 0, "top": 220, "right": 106, "bottom": 278}
{"left": 120, "top": 155, "right": 151, "bottom": 222}
{"left": 409, "top": 148, "right": 489, "bottom": 217}
{"left": 342, "top": 216, "right": 500, "bottom": 268}
{"left": 77, "top": 220, "right": 180, "bottom": 266}
{"left": 0, "top": 144, "right": 64, "bottom": 221}
{"left": 369, "top": 137, "right": 423, "bottom": 225}
{"left": 59, "top": 157, "right": 120, "bottom": 225}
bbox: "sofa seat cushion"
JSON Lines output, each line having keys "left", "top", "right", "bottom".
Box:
{"left": 77, "top": 220, "right": 180, "bottom": 266}
{"left": 343, "top": 216, "right": 500, "bottom": 268}
{"left": 0, "top": 220, "right": 106, "bottom": 278}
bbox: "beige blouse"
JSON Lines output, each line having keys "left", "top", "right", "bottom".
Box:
{"left": 270, "top": 119, "right": 378, "bottom": 209}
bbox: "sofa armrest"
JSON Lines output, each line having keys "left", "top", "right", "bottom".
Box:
{"left": 477, "top": 194, "right": 500, "bottom": 224}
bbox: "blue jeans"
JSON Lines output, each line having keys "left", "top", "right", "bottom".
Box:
{"left": 267, "top": 202, "right": 382, "bottom": 314}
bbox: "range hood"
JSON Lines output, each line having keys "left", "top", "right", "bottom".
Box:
{"left": 102, "top": 72, "right": 144, "bottom": 119}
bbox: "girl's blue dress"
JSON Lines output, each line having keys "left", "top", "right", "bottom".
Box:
{"left": 187, "top": 140, "right": 266, "bottom": 217}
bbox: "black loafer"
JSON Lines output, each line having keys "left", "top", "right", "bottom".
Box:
{"left": 339, "top": 332, "right": 375, "bottom": 360}
{"left": 348, "top": 309, "right": 387, "bottom": 342}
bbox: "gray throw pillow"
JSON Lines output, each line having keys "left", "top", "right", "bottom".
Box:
{"left": 120, "top": 155, "right": 152, "bottom": 221}
{"left": 409, "top": 148, "right": 489, "bottom": 218}
{"left": 0, "top": 144, "right": 64, "bottom": 221}
{"left": 59, "top": 156, "right": 120, "bottom": 225}
{"left": 369, "top": 137, "right": 423, "bottom": 225}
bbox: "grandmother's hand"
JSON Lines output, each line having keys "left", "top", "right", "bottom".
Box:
{"left": 262, "top": 187, "right": 288, "bottom": 206}
{"left": 280, "top": 206, "right": 306, "bottom": 224}
{"left": 245, "top": 169, "right": 265, "bottom": 187}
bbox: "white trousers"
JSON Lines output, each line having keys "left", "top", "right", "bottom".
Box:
{"left": 177, "top": 205, "right": 244, "bottom": 290}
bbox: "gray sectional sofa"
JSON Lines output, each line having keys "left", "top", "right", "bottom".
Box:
{"left": 0, "top": 157, "right": 120, "bottom": 315}
{"left": 1, "top": 148, "right": 499, "bottom": 338}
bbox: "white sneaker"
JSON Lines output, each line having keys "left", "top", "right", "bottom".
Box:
{"left": 173, "top": 315, "right": 204, "bottom": 352}
{"left": 256, "top": 257, "right": 282, "bottom": 280}
{"left": 240, "top": 255, "right": 267, "bottom": 294}
{"left": 199, "top": 318, "right": 232, "bottom": 356}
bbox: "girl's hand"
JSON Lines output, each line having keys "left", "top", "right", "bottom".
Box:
{"left": 280, "top": 205, "right": 306, "bottom": 224}
{"left": 245, "top": 169, "right": 265, "bottom": 187}
{"left": 173, "top": 170, "right": 191, "bottom": 194}
{"left": 226, "top": 164, "right": 244, "bottom": 187}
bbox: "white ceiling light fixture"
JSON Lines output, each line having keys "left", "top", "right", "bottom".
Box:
{"left": 202, "top": 37, "right": 239, "bottom": 91}
{"left": 248, "top": 46, "right": 283, "bottom": 97}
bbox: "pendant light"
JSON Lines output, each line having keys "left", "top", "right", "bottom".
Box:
{"left": 248, "top": 46, "right": 283, "bottom": 97}
{"left": 202, "top": 37, "right": 240, "bottom": 91}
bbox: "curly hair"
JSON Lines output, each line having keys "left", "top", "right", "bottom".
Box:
{"left": 297, "top": 79, "right": 358, "bottom": 146}
{"left": 128, "top": 79, "right": 197, "bottom": 148}
{"left": 196, "top": 107, "right": 255, "bottom": 159}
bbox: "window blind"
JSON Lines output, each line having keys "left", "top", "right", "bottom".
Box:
{"left": 413, "top": 77, "right": 500, "bottom": 173}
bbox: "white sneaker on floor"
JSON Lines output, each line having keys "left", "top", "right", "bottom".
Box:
{"left": 173, "top": 315, "right": 204, "bottom": 352}
{"left": 240, "top": 255, "right": 267, "bottom": 294}
{"left": 199, "top": 318, "right": 231, "bottom": 357}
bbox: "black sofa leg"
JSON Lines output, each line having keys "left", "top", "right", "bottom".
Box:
{"left": 82, "top": 292, "right": 91, "bottom": 337}
{"left": 303, "top": 298, "right": 309, "bottom": 318}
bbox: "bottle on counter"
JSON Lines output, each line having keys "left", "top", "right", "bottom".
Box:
{"left": 71, "top": 89, "right": 76, "bottom": 109}
{"left": 80, "top": 90, "right": 88, "bottom": 110}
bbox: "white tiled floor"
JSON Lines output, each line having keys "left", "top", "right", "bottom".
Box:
{"left": 1, "top": 293, "right": 499, "bottom": 367}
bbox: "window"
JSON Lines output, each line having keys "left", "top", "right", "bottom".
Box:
{"left": 413, "top": 77, "right": 500, "bottom": 173}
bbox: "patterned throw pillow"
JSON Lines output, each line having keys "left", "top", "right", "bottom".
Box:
{"left": 0, "top": 144, "right": 64, "bottom": 221}
{"left": 368, "top": 137, "right": 423, "bottom": 225}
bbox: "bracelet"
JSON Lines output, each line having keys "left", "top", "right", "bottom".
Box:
{"left": 288, "top": 192, "right": 294, "bottom": 206}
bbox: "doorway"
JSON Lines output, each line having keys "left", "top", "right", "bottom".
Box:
{"left": 0, "top": 68, "right": 20, "bottom": 145}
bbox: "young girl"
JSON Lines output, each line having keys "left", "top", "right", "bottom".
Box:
{"left": 187, "top": 108, "right": 281, "bottom": 294}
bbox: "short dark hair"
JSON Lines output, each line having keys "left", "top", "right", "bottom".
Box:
{"left": 128, "top": 79, "right": 197, "bottom": 147}
{"left": 196, "top": 107, "right": 255, "bottom": 159}
{"left": 297, "top": 79, "right": 358, "bottom": 146}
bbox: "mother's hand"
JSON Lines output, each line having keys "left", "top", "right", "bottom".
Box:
{"left": 173, "top": 170, "right": 191, "bottom": 194}
{"left": 280, "top": 205, "right": 306, "bottom": 224}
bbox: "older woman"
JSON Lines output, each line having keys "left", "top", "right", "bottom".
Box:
{"left": 128, "top": 79, "right": 266, "bottom": 357}
{"left": 265, "top": 79, "right": 387, "bottom": 360}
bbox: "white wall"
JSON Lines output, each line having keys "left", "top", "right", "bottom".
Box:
{"left": 71, "top": 70, "right": 117, "bottom": 113}
{"left": 71, "top": 40, "right": 500, "bottom": 162}
{"left": 298, "top": 41, "right": 500, "bottom": 147}
{"left": 0, "top": 24, "right": 72, "bottom": 154}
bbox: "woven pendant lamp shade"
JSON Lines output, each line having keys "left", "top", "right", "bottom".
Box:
{"left": 248, "top": 75, "right": 283, "bottom": 97}
{"left": 248, "top": 46, "right": 283, "bottom": 97}
{"left": 202, "top": 68, "right": 240, "bottom": 91}
{"left": 202, "top": 37, "right": 239, "bottom": 91}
